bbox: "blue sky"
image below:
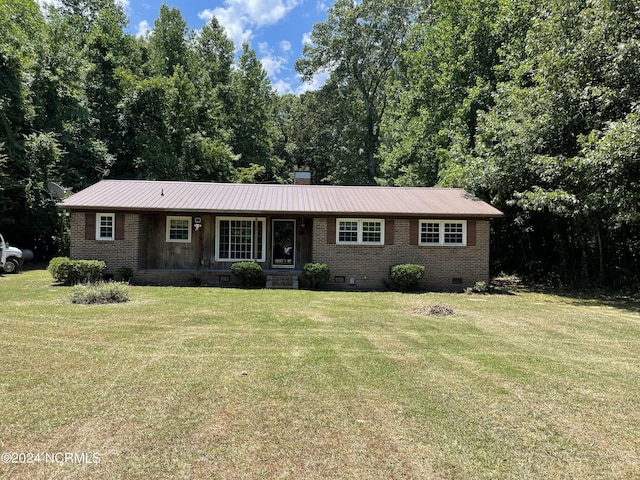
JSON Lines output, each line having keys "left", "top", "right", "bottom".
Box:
{"left": 125, "top": 0, "right": 332, "bottom": 94}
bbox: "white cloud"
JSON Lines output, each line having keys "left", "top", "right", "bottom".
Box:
{"left": 199, "top": 0, "right": 300, "bottom": 50}
{"left": 199, "top": 7, "right": 253, "bottom": 49}
{"left": 273, "top": 70, "right": 328, "bottom": 95}
{"left": 280, "top": 40, "right": 292, "bottom": 53}
{"left": 257, "top": 42, "right": 271, "bottom": 56}
{"left": 261, "top": 55, "right": 286, "bottom": 77}
{"left": 257, "top": 42, "right": 287, "bottom": 78}
{"left": 135, "top": 20, "right": 152, "bottom": 39}
{"left": 273, "top": 79, "right": 293, "bottom": 95}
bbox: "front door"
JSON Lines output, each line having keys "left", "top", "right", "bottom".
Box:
{"left": 272, "top": 219, "right": 296, "bottom": 268}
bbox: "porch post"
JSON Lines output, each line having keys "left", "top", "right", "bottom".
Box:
{"left": 254, "top": 217, "right": 258, "bottom": 263}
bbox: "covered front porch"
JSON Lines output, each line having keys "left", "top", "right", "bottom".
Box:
{"left": 139, "top": 213, "right": 313, "bottom": 273}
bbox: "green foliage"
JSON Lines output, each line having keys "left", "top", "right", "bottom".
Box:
{"left": 148, "top": 5, "right": 188, "bottom": 77}
{"left": 233, "top": 163, "right": 266, "bottom": 184}
{"left": 3, "top": 0, "right": 640, "bottom": 288}
{"left": 296, "top": 0, "right": 418, "bottom": 182}
{"left": 302, "top": 263, "right": 331, "bottom": 289}
{"left": 229, "top": 43, "right": 282, "bottom": 180}
{"left": 390, "top": 264, "right": 425, "bottom": 292}
{"left": 115, "top": 266, "right": 133, "bottom": 282}
{"left": 47, "top": 256, "right": 68, "bottom": 280}
{"left": 195, "top": 17, "right": 234, "bottom": 87}
{"left": 230, "top": 261, "right": 264, "bottom": 287}
{"left": 466, "top": 281, "right": 489, "bottom": 294}
{"left": 70, "top": 281, "right": 130, "bottom": 304}
{"left": 48, "top": 257, "right": 106, "bottom": 285}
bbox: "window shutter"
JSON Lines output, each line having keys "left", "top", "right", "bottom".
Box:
{"left": 85, "top": 213, "right": 96, "bottom": 240}
{"left": 409, "top": 219, "right": 418, "bottom": 245}
{"left": 327, "top": 218, "right": 336, "bottom": 244}
{"left": 385, "top": 219, "right": 394, "bottom": 245}
{"left": 115, "top": 213, "right": 125, "bottom": 240}
{"left": 467, "top": 220, "right": 476, "bottom": 246}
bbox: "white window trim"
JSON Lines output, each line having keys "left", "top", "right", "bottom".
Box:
{"left": 215, "top": 216, "right": 266, "bottom": 262}
{"left": 96, "top": 213, "right": 115, "bottom": 241}
{"left": 419, "top": 219, "right": 467, "bottom": 246}
{"left": 336, "top": 218, "right": 385, "bottom": 245}
{"left": 166, "top": 216, "right": 192, "bottom": 243}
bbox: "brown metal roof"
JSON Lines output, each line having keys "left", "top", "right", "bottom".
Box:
{"left": 57, "top": 180, "right": 503, "bottom": 217}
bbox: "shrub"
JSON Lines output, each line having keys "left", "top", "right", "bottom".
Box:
{"left": 48, "top": 257, "right": 69, "bottom": 281}
{"left": 302, "top": 263, "right": 330, "bottom": 289}
{"left": 116, "top": 266, "right": 133, "bottom": 283}
{"left": 466, "top": 280, "right": 490, "bottom": 294}
{"left": 70, "top": 282, "right": 130, "bottom": 304}
{"left": 48, "top": 257, "right": 106, "bottom": 285}
{"left": 390, "top": 263, "right": 425, "bottom": 292}
{"left": 231, "top": 261, "right": 263, "bottom": 287}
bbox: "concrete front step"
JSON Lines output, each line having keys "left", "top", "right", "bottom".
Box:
{"left": 266, "top": 275, "right": 299, "bottom": 289}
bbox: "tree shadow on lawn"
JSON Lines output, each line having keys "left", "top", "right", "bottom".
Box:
{"left": 498, "top": 274, "right": 640, "bottom": 314}
{"left": 553, "top": 290, "right": 640, "bottom": 314}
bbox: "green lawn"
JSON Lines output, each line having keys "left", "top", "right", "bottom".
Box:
{"left": 1, "top": 268, "right": 639, "bottom": 479}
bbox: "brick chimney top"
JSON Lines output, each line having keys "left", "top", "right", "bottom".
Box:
{"left": 294, "top": 171, "right": 311, "bottom": 185}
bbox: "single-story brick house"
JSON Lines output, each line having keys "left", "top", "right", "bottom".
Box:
{"left": 57, "top": 176, "right": 502, "bottom": 290}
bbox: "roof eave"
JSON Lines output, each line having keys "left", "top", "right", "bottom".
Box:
{"left": 56, "top": 204, "right": 503, "bottom": 218}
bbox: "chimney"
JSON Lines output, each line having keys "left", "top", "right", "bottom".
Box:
{"left": 294, "top": 171, "right": 311, "bottom": 185}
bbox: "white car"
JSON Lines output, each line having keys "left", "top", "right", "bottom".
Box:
{"left": 0, "top": 234, "right": 23, "bottom": 274}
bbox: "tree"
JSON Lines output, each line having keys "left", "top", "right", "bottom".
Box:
{"left": 458, "top": 0, "right": 640, "bottom": 284}
{"left": 83, "top": 1, "right": 138, "bottom": 155}
{"left": 189, "top": 16, "right": 236, "bottom": 176}
{"left": 148, "top": 4, "right": 189, "bottom": 77}
{"left": 379, "top": 0, "right": 538, "bottom": 187}
{"left": 194, "top": 16, "right": 234, "bottom": 88}
{"left": 31, "top": 6, "right": 116, "bottom": 188}
{"left": 0, "top": 0, "right": 44, "bottom": 220}
{"left": 278, "top": 85, "right": 371, "bottom": 185}
{"left": 229, "top": 43, "right": 282, "bottom": 182}
{"left": 118, "top": 76, "right": 175, "bottom": 179}
{"left": 296, "top": 0, "right": 417, "bottom": 182}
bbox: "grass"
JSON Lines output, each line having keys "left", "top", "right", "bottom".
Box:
{"left": 1, "top": 268, "right": 639, "bottom": 479}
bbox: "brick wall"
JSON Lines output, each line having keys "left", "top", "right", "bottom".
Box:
{"left": 70, "top": 212, "right": 142, "bottom": 276}
{"left": 133, "top": 268, "right": 242, "bottom": 287}
{"left": 312, "top": 218, "right": 491, "bottom": 291}
{"left": 70, "top": 211, "right": 492, "bottom": 290}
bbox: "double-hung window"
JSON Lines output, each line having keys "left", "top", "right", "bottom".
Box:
{"left": 216, "top": 217, "right": 266, "bottom": 262}
{"left": 166, "top": 216, "right": 191, "bottom": 243}
{"left": 337, "top": 219, "right": 384, "bottom": 245}
{"left": 96, "top": 213, "right": 115, "bottom": 241}
{"left": 419, "top": 220, "right": 466, "bottom": 246}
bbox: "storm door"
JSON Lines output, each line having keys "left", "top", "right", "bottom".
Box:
{"left": 272, "top": 219, "right": 296, "bottom": 268}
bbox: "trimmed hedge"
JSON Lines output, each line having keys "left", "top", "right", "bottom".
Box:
{"left": 302, "top": 263, "right": 330, "bottom": 289}
{"left": 48, "top": 257, "right": 106, "bottom": 285}
{"left": 231, "top": 261, "right": 264, "bottom": 287}
{"left": 390, "top": 263, "right": 425, "bottom": 292}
